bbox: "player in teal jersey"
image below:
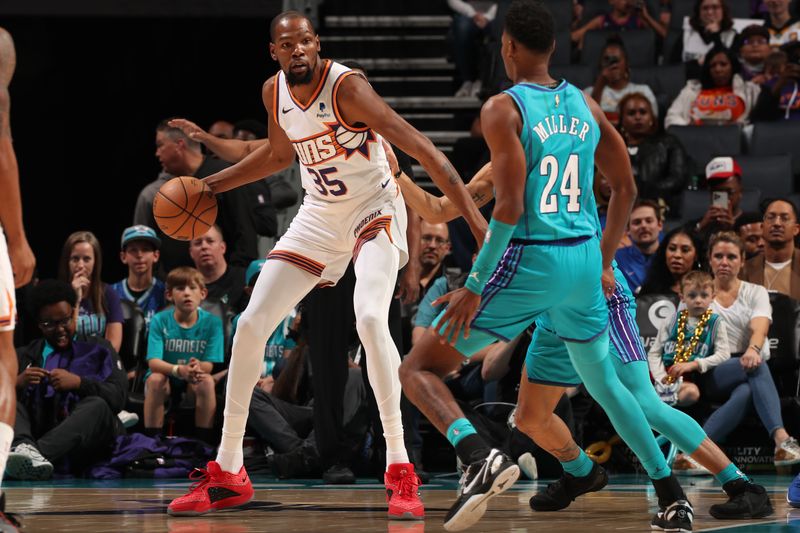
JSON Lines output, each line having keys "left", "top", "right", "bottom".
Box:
{"left": 399, "top": 1, "right": 692, "bottom": 531}
{"left": 392, "top": 152, "right": 772, "bottom": 523}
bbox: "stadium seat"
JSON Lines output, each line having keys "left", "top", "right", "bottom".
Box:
{"left": 119, "top": 299, "right": 147, "bottom": 379}
{"left": 630, "top": 64, "right": 687, "bottom": 115}
{"left": 662, "top": 28, "right": 683, "bottom": 64}
{"left": 727, "top": 0, "right": 753, "bottom": 19}
{"left": 581, "top": 29, "right": 657, "bottom": 67}
{"left": 551, "top": 31, "right": 571, "bottom": 66}
{"left": 667, "top": 125, "right": 741, "bottom": 176}
{"left": 550, "top": 64, "right": 593, "bottom": 91}
{"left": 669, "top": 0, "right": 694, "bottom": 29}
{"left": 737, "top": 155, "right": 794, "bottom": 197}
{"left": 542, "top": 0, "right": 573, "bottom": 32}
{"left": 749, "top": 122, "right": 800, "bottom": 175}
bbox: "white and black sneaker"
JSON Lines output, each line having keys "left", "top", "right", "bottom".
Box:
{"left": 5, "top": 442, "right": 53, "bottom": 481}
{"left": 443, "top": 448, "right": 520, "bottom": 531}
{"left": 651, "top": 500, "right": 694, "bottom": 532}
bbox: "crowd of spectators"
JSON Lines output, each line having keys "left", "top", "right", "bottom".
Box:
{"left": 4, "top": 0, "right": 800, "bottom": 485}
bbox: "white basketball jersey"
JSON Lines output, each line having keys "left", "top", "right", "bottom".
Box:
{"left": 274, "top": 60, "right": 397, "bottom": 207}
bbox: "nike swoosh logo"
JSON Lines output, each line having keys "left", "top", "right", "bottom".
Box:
{"left": 282, "top": 107, "right": 293, "bottom": 114}
{"left": 380, "top": 178, "right": 390, "bottom": 189}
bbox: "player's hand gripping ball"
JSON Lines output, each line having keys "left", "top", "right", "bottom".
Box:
{"left": 153, "top": 176, "right": 218, "bottom": 241}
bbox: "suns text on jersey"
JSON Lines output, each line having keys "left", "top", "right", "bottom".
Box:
{"left": 291, "top": 125, "right": 344, "bottom": 166}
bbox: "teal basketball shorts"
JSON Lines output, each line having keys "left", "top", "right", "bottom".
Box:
{"left": 433, "top": 235, "right": 608, "bottom": 358}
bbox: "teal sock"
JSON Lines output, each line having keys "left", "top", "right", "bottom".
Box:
{"left": 561, "top": 450, "right": 594, "bottom": 478}
{"left": 446, "top": 418, "right": 477, "bottom": 447}
{"left": 717, "top": 463, "right": 748, "bottom": 485}
{"left": 566, "top": 333, "right": 670, "bottom": 480}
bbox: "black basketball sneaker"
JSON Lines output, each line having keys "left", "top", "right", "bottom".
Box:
{"left": 444, "top": 448, "right": 520, "bottom": 531}
{"left": 529, "top": 461, "right": 608, "bottom": 511}
{"left": 709, "top": 478, "right": 773, "bottom": 519}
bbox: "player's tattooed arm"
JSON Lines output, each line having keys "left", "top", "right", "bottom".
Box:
{"left": 547, "top": 441, "right": 581, "bottom": 462}
{"left": 443, "top": 160, "right": 463, "bottom": 186}
{"left": 0, "top": 27, "right": 16, "bottom": 138}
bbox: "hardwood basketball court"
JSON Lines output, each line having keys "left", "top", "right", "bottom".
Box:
{"left": 4, "top": 474, "right": 798, "bottom": 532}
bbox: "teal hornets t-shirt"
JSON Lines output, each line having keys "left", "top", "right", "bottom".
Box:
{"left": 147, "top": 307, "right": 224, "bottom": 366}
{"left": 231, "top": 310, "right": 297, "bottom": 377}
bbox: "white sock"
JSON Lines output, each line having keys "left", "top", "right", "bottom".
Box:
{"left": 353, "top": 234, "right": 409, "bottom": 470}
{"left": 215, "top": 259, "right": 318, "bottom": 473}
{"left": 0, "top": 422, "right": 13, "bottom": 487}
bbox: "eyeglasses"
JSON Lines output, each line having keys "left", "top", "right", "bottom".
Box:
{"left": 421, "top": 235, "right": 449, "bottom": 246}
{"left": 39, "top": 316, "right": 72, "bottom": 331}
{"left": 743, "top": 38, "right": 768, "bottom": 46}
{"left": 701, "top": 4, "right": 722, "bottom": 11}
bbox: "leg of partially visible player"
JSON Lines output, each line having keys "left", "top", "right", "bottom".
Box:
{"left": 353, "top": 231, "right": 424, "bottom": 520}
{"left": 515, "top": 376, "right": 608, "bottom": 512}
{"left": 0, "top": 329, "right": 16, "bottom": 486}
{"left": 400, "top": 327, "right": 519, "bottom": 531}
{"left": 168, "top": 259, "right": 319, "bottom": 516}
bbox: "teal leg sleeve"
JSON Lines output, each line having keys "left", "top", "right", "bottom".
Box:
{"left": 613, "top": 358, "right": 707, "bottom": 455}
{"left": 565, "top": 332, "right": 670, "bottom": 480}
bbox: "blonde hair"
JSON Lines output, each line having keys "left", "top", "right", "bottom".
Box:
{"left": 166, "top": 266, "right": 206, "bottom": 291}
{"left": 680, "top": 270, "right": 714, "bottom": 292}
{"left": 708, "top": 231, "right": 745, "bottom": 258}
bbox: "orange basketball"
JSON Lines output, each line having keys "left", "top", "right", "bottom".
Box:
{"left": 153, "top": 176, "right": 218, "bottom": 241}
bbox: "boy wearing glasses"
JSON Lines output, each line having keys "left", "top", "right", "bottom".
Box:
{"left": 5, "top": 280, "right": 127, "bottom": 480}
{"left": 743, "top": 198, "right": 800, "bottom": 299}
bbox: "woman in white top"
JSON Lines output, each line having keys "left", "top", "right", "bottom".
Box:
{"left": 704, "top": 231, "right": 800, "bottom": 467}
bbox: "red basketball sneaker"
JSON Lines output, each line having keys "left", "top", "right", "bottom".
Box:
{"left": 385, "top": 463, "right": 424, "bottom": 520}
{"left": 168, "top": 461, "right": 254, "bottom": 516}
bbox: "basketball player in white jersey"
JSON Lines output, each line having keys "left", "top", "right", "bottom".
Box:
{"left": 0, "top": 27, "right": 36, "bottom": 532}
{"left": 168, "top": 11, "right": 486, "bottom": 519}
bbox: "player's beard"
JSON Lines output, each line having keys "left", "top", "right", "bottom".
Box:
{"left": 287, "top": 65, "right": 314, "bottom": 86}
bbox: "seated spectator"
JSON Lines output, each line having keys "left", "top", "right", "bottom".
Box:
{"left": 571, "top": 0, "right": 666, "bottom": 49}
{"left": 144, "top": 267, "right": 223, "bottom": 445}
{"left": 615, "top": 199, "right": 664, "bottom": 293}
{"left": 649, "top": 271, "right": 731, "bottom": 408}
{"left": 640, "top": 226, "right": 704, "bottom": 295}
{"left": 58, "top": 231, "right": 123, "bottom": 352}
{"left": 6, "top": 280, "right": 127, "bottom": 480}
{"left": 674, "top": 0, "right": 737, "bottom": 71}
{"left": 418, "top": 221, "right": 452, "bottom": 296}
{"left": 743, "top": 198, "right": 800, "bottom": 299}
{"left": 736, "top": 24, "right": 772, "bottom": 83}
{"left": 763, "top": 0, "right": 800, "bottom": 46}
{"left": 735, "top": 211, "right": 765, "bottom": 259}
{"left": 447, "top": 0, "right": 497, "bottom": 98}
{"left": 666, "top": 45, "right": 761, "bottom": 127}
{"left": 585, "top": 36, "right": 659, "bottom": 122}
{"left": 208, "top": 120, "right": 234, "bottom": 139}
{"left": 705, "top": 231, "right": 800, "bottom": 466}
{"left": 694, "top": 157, "right": 747, "bottom": 240}
{"left": 189, "top": 224, "right": 246, "bottom": 312}
{"left": 617, "top": 93, "right": 689, "bottom": 215}
{"left": 111, "top": 225, "right": 166, "bottom": 327}
{"left": 233, "top": 119, "right": 267, "bottom": 141}
{"left": 751, "top": 42, "right": 800, "bottom": 121}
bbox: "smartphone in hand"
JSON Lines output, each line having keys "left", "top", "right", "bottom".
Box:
{"left": 711, "top": 190, "right": 729, "bottom": 209}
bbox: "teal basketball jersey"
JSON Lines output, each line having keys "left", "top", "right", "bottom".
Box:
{"left": 503, "top": 80, "right": 600, "bottom": 241}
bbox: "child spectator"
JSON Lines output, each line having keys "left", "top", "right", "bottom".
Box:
{"left": 111, "top": 225, "right": 166, "bottom": 327}
{"left": 143, "top": 267, "right": 223, "bottom": 445}
{"left": 751, "top": 42, "right": 800, "bottom": 121}
{"left": 649, "top": 271, "right": 731, "bottom": 408}
{"left": 58, "top": 231, "right": 124, "bottom": 352}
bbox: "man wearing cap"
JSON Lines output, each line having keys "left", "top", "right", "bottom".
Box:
{"left": 694, "top": 157, "right": 745, "bottom": 241}
{"left": 111, "top": 225, "right": 166, "bottom": 327}
{"left": 743, "top": 198, "right": 800, "bottom": 300}
{"left": 189, "top": 225, "right": 246, "bottom": 313}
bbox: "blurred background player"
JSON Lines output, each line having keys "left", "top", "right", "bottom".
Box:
{"left": 0, "top": 26, "right": 36, "bottom": 533}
